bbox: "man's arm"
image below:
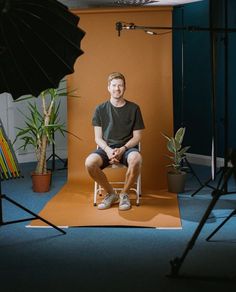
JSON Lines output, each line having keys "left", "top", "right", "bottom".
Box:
{"left": 122, "top": 129, "right": 142, "bottom": 150}
{"left": 94, "top": 126, "right": 117, "bottom": 162}
{"left": 113, "top": 130, "right": 143, "bottom": 161}
{"left": 94, "top": 126, "right": 107, "bottom": 150}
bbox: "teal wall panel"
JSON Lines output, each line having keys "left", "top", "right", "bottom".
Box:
{"left": 173, "top": 0, "right": 236, "bottom": 158}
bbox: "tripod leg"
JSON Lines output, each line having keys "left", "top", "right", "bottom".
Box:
{"left": 191, "top": 168, "right": 222, "bottom": 197}
{"left": 184, "top": 158, "right": 203, "bottom": 187}
{"left": 169, "top": 191, "right": 221, "bottom": 277}
{"left": 47, "top": 153, "right": 67, "bottom": 171}
{"left": 206, "top": 209, "right": 236, "bottom": 241}
{"left": 2, "top": 195, "right": 66, "bottom": 234}
{"left": 64, "top": 159, "right": 68, "bottom": 168}
{"left": 55, "top": 154, "right": 66, "bottom": 164}
{"left": 191, "top": 176, "right": 214, "bottom": 197}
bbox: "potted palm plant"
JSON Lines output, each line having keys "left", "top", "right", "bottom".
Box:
{"left": 162, "top": 127, "right": 190, "bottom": 193}
{"left": 14, "top": 87, "right": 69, "bottom": 192}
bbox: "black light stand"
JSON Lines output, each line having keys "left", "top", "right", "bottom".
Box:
{"left": 46, "top": 130, "right": 67, "bottom": 171}
{"left": 183, "top": 157, "right": 203, "bottom": 187}
{"left": 169, "top": 161, "right": 235, "bottom": 278}
{"left": 178, "top": 6, "right": 203, "bottom": 188}
{"left": 169, "top": 0, "right": 236, "bottom": 278}
{"left": 189, "top": 16, "right": 219, "bottom": 197}
{"left": 206, "top": 149, "right": 236, "bottom": 241}
{"left": 206, "top": 207, "right": 236, "bottom": 241}
{"left": 190, "top": 0, "right": 232, "bottom": 198}
{"left": 0, "top": 121, "right": 66, "bottom": 235}
{"left": 0, "top": 178, "right": 66, "bottom": 234}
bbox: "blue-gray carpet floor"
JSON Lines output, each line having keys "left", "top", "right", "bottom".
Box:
{"left": 0, "top": 162, "right": 236, "bottom": 292}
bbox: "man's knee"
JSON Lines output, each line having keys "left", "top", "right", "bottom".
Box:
{"left": 126, "top": 153, "right": 142, "bottom": 179}
{"left": 85, "top": 154, "right": 102, "bottom": 171}
{"left": 128, "top": 152, "right": 142, "bottom": 168}
{"left": 85, "top": 156, "right": 91, "bottom": 169}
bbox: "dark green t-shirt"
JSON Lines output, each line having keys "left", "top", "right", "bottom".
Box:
{"left": 92, "top": 100, "right": 145, "bottom": 147}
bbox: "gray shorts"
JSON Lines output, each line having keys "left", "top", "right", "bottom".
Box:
{"left": 93, "top": 145, "right": 139, "bottom": 169}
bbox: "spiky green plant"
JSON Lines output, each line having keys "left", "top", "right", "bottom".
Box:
{"left": 162, "top": 127, "right": 190, "bottom": 174}
{"left": 14, "top": 87, "right": 73, "bottom": 175}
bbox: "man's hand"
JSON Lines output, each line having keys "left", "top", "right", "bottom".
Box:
{"left": 105, "top": 146, "right": 125, "bottom": 164}
{"left": 109, "top": 147, "right": 126, "bottom": 164}
{"left": 104, "top": 147, "right": 119, "bottom": 164}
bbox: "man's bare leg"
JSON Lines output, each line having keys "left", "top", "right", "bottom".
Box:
{"left": 119, "top": 152, "right": 142, "bottom": 210}
{"left": 85, "top": 153, "right": 114, "bottom": 194}
{"left": 85, "top": 154, "right": 118, "bottom": 209}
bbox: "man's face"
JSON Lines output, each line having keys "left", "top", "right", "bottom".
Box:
{"left": 108, "top": 78, "right": 125, "bottom": 100}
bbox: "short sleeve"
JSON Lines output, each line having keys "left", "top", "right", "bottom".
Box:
{"left": 133, "top": 106, "right": 145, "bottom": 130}
{"left": 92, "top": 106, "right": 101, "bottom": 126}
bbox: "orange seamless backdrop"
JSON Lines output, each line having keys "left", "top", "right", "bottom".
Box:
{"left": 67, "top": 7, "right": 173, "bottom": 192}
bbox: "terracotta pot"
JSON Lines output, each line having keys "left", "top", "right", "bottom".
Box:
{"left": 167, "top": 171, "right": 187, "bottom": 193}
{"left": 31, "top": 171, "right": 52, "bottom": 193}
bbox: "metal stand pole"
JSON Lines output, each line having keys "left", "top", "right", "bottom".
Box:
{"left": 184, "top": 158, "right": 203, "bottom": 187}
{"left": 169, "top": 166, "right": 233, "bottom": 277}
{"left": 190, "top": 0, "right": 231, "bottom": 197}
{"left": 0, "top": 179, "right": 66, "bottom": 235}
{"left": 206, "top": 209, "right": 236, "bottom": 241}
{"left": 46, "top": 131, "right": 67, "bottom": 171}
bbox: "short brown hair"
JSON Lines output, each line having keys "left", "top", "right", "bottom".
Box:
{"left": 108, "top": 72, "right": 126, "bottom": 87}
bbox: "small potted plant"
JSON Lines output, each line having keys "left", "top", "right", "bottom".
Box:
{"left": 162, "top": 127, "right": 190, "bottom": 193}
{"left": 14, "top": 87, "right": 70, "bottom": 192}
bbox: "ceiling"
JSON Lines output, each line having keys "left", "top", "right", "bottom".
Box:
{"left": 60, "top": 0, "right": 203, "bottom": 9}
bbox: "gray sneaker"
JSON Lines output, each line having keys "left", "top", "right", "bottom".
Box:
{"left": 97, "top": 193, "right": 118, "bottom": 210}
{"left": 119, "top": 194, "right": 131, "bottom": 211}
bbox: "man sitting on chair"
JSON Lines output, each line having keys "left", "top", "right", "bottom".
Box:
{"left": 85, "top": 72, "right": 145, "bottom": 211}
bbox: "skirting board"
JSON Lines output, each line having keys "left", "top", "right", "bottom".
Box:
{"left": 16, "top": 149, "right": 67, "bottom": 163}
{"left": 186, "top": 153, "right": 225, "bottom": 167}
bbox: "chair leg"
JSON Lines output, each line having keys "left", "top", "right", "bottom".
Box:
{"left": 136, "top": 193, "right": 140, "bottom": 206}
{"left": 94, "top": 182, "right": 104, "bottom": 206}
{"left": 94, "top": 182, "right": 98, "bottom": 206}
{"left": 93, "top": 166, "right": 142, "bottom": 207}
{"left": 136, "top": 174, "right": 141, "bottom": 206}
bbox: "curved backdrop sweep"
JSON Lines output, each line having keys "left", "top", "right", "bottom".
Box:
{"left": 67, "top": 7, "right": 173, "bottom": 192}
